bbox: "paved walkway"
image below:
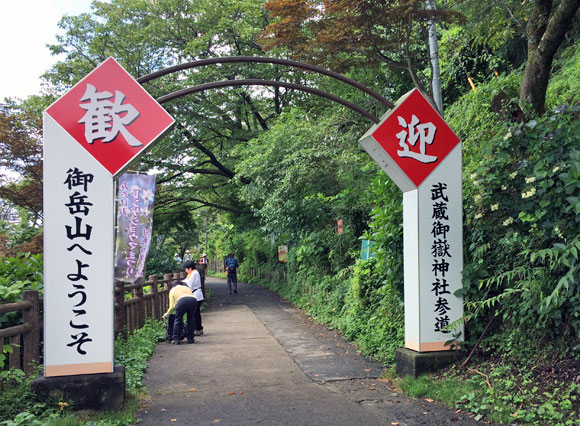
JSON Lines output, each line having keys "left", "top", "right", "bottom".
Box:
{"left": 137, "top": 277, "right": 482, "bottom": 425}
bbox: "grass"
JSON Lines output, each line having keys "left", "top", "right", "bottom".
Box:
{"left": 384, "top": 354, "right": 580, "bottom": 425}
{"left": 39, "top": 395, "right": 142, "bottom": 426}
{"left": 398, "top": 374, "right": 476, "bottom": 408}
{"left": 0, "top": 318, "right": 165, "bottom": 426}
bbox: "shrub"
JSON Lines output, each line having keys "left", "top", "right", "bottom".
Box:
{"left": 0, "top": 368, "right": 57, "bottom": 423}
{"left": 0, "top": 253, "right": 43, "bottom": 303}
{"left": 461, "top": 107, "right": 580, "bottom": 344}
{"left": 115, "top": 317, "right": 165, "bottom": 391}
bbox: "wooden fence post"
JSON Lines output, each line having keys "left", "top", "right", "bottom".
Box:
{"left": 162, "top": 273, "right": 172, "bottom": 314}
{"left": 163, "top": 273, "right": 172, "bottom": 289}
{"left": 114, "top": 280, "right": 127, "bottom": 339}
{"left": 21, "top": 290, "right": 40, "bottom": 374}
{"left": 136, "top": 277, "right": 145, "bottom": 329}
{"left": 150, "top": 274, "right": 159, "bottom": 320}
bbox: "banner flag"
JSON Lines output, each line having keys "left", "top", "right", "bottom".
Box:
{"left": 114, "top": 173, "right": 156, "bottom": 282}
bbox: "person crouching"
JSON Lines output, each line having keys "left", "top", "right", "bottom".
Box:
{"left": 163, "top": 280, "right": 198, "bottom": 344}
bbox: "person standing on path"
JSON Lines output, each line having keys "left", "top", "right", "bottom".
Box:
{"left": 184, "top": 260, "right": 204, "bottom": 336}
{"left": 225, "top": 253, "right": 239, "bottom": 294}
{"left": 162, "top": 281, "right": 197, "bottom": 344}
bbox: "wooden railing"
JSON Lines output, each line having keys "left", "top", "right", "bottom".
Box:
{"left": 0, "top": 271, "right": 186, "bottom": 372}
{"left": 0, "top": 290, "right": 41, "bottom": 374}
{"left": 245, "top": 266, "right": 287, "bottom": 283}
{"left": 114, "top": 272, "right": 186, "bottom": 338}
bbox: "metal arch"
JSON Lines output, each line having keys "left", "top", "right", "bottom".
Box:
{"left": 138, "top": 56, "right": 394, "bottom": 109}
{"left": 157, "top": 79, "right": 381, "bottom": 124}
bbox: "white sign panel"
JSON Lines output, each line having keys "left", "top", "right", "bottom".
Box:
{"left": 43, "top": 116, "right": 114, "bottom": 376}
{"left": 403, "top": 145, "right": 463, "bottom": 351}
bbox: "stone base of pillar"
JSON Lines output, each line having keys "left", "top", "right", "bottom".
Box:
{"left": 31, "top": 366, "right": 125, "bottom": 411}
{"left": 395, "top": 348, "right": 461, "bottom": 378}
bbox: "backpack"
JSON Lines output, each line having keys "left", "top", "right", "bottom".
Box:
{"left": 226, "top": 258, "right": 237, "bottom": 273}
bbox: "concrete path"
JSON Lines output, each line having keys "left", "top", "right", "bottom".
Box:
{"left": 137, "top": 277, "right": 482, "bottom": 425}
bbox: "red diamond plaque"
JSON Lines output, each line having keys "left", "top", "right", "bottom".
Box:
{"left": 46, "top": 57, "right": 174, "bottom": 176}
{"left": 365, "top": 89, "right": 460, "bottom": 188}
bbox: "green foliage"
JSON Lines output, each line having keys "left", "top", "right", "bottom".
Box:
{"left": 0, "top": 253, "right": 43, "bottom": 303}
{"left": 115, "top": 318, "right": 166, "bottom": 391}
{"left": 0, "top": 253, "right": 43, "bottom": 368}
{"left": 546, "top": 42, "right": 580, "bottom": 110}
{"left": 0, "top": 368, "right": 58, "bottom": 423}
{"left": 461, "top": 107, "right": 580, "bottom": 342}
{"left": 0, "top": 317, "right": 162, "bottom": 425}
{"left": 0, "top": 213, "right": 43, "bottom": 256}
{"left": 364, "top": 173, "right": 404, "bottom": 294}
{"left": 445, "top": 72, "right": 522, "bottom": 170}
{"left": 438, "top": 26, "right": 521, "bottom": 107}
{"left": 397, "top": 373, "right": 475, "bottom": 408}
{"left": 0, "top": 411, "right": 48, "bottom": 426}
{"left": 456, "top": 363, "right": 579, "bottom": 425}
{"left": 145, "top": 239, "right": 179, "bottom": 277}
{"left": 236, "top": 107, "right": 375, "bottom": 244}
{"left": 396, "top": 346, "right": 580, "bottom": 425}
{"left": 337, "top": 259, "right": 404, "bottom": 361}
{"left": 239, "top": 230, "right": 271, "bottom": 268}
{"left": 447, "top": 0, "right": 530, "bottom": 51}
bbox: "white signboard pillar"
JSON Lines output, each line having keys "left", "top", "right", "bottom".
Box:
{"left": 359, "top": 89, "right": 463, "bottom": 352}
{"left": 43, "top": 57, "right": 174, "bottom": 377}
{"left": 402, "top": 146, "right": 463, "bottom": 351}
{"left": 43, "top": 117, "right": 115, "bottom": 376}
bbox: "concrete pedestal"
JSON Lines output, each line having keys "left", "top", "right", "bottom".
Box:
{"left": 31, "top": 366, "right": 125, "bottom": 411}
{"left": 395, "top": 348, "right": 460, "bottom": 378}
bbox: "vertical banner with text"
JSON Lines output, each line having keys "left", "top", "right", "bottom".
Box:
{"left": 114, "top": 173, "right": 156, "bottom": 283}
{"left": 43, "top": 57, "right": 174, "bottom": 377}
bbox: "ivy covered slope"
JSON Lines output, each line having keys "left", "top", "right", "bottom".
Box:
{"left": 447, "top": 42, "right": 580, "bottom": 348}
{"left": 397, "top": 43, "right": 580, "bottom": 424}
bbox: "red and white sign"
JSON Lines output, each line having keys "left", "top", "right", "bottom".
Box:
{"left": 45, "top": 57, "right": 174, "bottom": 176}
{"left": 360, "top": 88, "right": 463, "bottom": 353}
{"left": 359, "top": 89, "right": 460, "bottom": 192}
{"left": 43, "top": 57, "right": 174, "bottom": 376}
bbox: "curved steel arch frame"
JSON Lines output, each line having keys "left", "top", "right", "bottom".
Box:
{"left": 138, "top": 56, "right": 394, "bottom": 122}
{"left": 157, "top": 79, "right": 380, "bottom": 124}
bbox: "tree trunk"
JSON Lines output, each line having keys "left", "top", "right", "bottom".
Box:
{"left": 519, "top": 0, "right": 580, "bottom": 115}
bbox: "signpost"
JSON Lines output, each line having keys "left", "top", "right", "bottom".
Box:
{"left": 42, "top": 57, "right": 174, "bottom": 383}
{"left": 359, "top": 89, "right": 463, "bottom": 364}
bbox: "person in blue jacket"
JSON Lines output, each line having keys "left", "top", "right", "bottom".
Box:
{"left": 225, "top": 253, "right": 239, "bottom": 295}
